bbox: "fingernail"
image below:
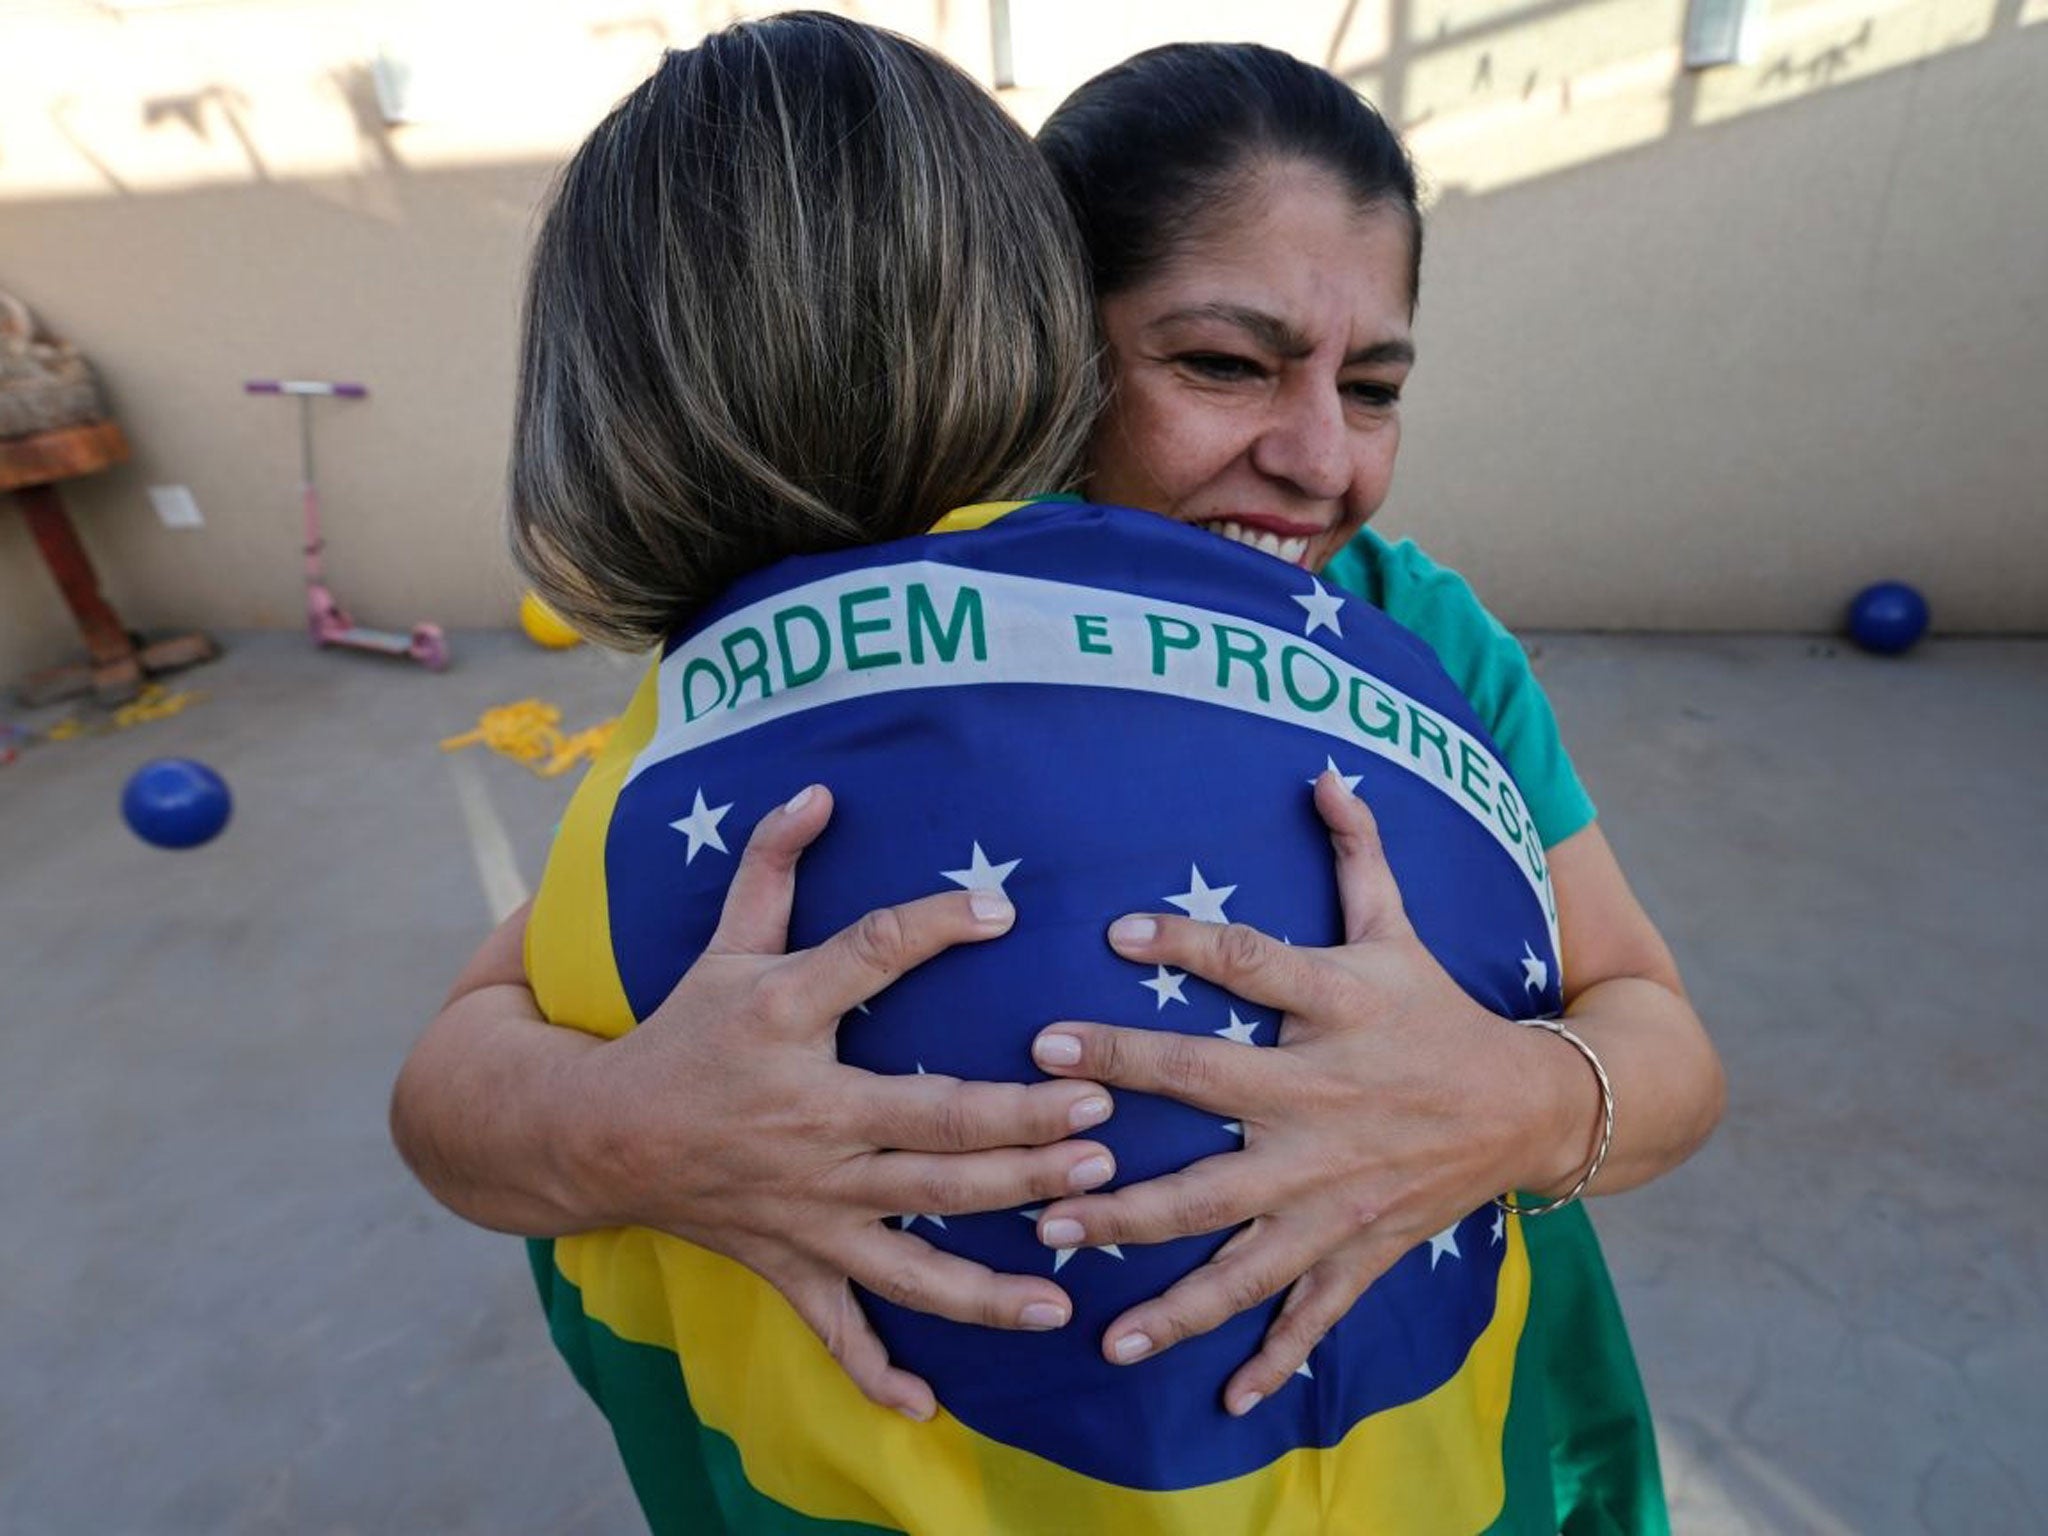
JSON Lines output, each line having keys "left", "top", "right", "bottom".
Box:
{"left": 1108, "top": 915, "right": 1157, "bottom": 948}
{"left": 1229, "top": 1390, "right": 1263, "bottom": 1417}
{"left": 1111, "top": 1331, "right": 1154, "bottom": 1364}
{"left": 969, "top": 892, "right": 1014, "bottom": 925}
{"left": 1040, "top": 1217, "right": 1086, "bottom": 1246}
{"left": 1319, "top": 767, "right": 1360, "bottom": 800}
{"left": 1067, "top": 1156, "right": 1113, "bottom": 1190}
{"left": 895, "top": 1400, "right": 934, "bottom": 1423}
{"left": 1019, "top": 1301, "right": 1069, "bottom": 1330}
{"left": 1034, "top": 1032, "right": 1082, "bottom": 1067}
{"left": 1064, "top": 1155, "right": 1114, "bottom": 1187}
{"left": 1067, "top": 1095, "right": 1112, "bottom": 1131}
{"left": 784, "top": 785, "right": 816, "bottom": 813}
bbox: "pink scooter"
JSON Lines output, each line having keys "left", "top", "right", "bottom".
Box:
{"left": 244, "top": 379, "right": 449, "bottom": 670}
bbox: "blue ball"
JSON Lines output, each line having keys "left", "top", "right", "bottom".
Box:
{"left": 122, "top": 758, "right": 233, "bottom": 849}
{"left": 1847, "top": 581, "right": 1929, "bottom": 655}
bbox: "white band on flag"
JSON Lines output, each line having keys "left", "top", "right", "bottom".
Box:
{"left": 634, "top": 562, "right": 1558, "bottom": 943}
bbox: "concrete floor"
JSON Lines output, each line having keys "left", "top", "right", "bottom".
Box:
{"left": 0, "top": 630, "right": 2042, "bottom": 1535}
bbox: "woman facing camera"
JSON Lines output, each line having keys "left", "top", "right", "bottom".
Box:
{"left": 1031, "top": 43, "right": 1720, "bottom": 1535}
{"left": 392, "top": 19, "right": 1722, "bottom": 1535}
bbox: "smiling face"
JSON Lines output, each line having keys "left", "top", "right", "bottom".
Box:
{"left": 1086, "top": 162, "right": 1417, "bottom": 574}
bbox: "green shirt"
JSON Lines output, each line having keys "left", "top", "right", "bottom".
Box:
{"left": 1324, "top": 528, "right": 1596, "bottom": 848}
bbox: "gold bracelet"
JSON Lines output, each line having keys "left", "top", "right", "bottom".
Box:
{"left": 1494, "top": 1019, "right": 1614, "bottom": 1218}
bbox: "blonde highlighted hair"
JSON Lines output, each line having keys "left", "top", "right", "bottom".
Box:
{"left": 509, "top": 11, "right": 1101, "bottom": 648}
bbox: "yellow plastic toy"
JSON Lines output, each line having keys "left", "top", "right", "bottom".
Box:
{"left": 38, "top": 684, "right": 205, "bottom": 743}
{"left": 519, "top": 591, "right": 582, "bottom": 649}
{"left": 441, "top": 698, "right": 614, "bottom": 778}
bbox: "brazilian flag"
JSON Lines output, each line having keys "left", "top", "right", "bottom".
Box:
{"left": 527, "top": 501, "right": 1579, "bottom": 1533}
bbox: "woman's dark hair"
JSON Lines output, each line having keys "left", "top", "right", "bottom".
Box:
{"left": 1037, "top": 42, "right": 1422, "bottom": 308}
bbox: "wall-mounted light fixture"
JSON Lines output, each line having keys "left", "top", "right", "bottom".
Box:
{"left": 990, "top": 0, "right": 1015, "bottom": 89}
{"left": 1684, "top": 0, "right": 1770, "bottom": 68}
{"left": 370, "top": 46, "right": 415, "bottom": 125}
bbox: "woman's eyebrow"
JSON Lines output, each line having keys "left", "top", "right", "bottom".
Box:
{"left": 1345, "top": 338, "right": 1416, "bottom": 369}
{"left": 1148, "top": 302, "right": 1308, "bottom": 356}
{"left": 1147, "top": 302, "right": 1415, "bottom": 368}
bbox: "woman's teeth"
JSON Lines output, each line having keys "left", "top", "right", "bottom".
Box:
{"left": 1209, "top": 520, "right": 1311, "bottom": 566}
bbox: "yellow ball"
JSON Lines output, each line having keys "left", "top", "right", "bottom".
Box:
{"left": 519, "top": 591, "right": 582, "bottom": 649}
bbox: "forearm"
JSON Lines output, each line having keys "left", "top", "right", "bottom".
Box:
{"left": 390, "top": 977, "right": 613, "bottom": 1239}
{"left": 1516, "top": 974, "right": 1725, "bottom": 1198}
{"left": 1512, "top": 823, "right": 1725, "bottom": 1199}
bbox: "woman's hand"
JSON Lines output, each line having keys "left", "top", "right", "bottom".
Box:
{"left": 393, "top": 785, "right": 1121, "bottom": 1423}
{"left": 575, "top": 785, "right": 1130, "bottom": 1418}
{"left": 1022, "top": 772, "right": 1718, "bottom": 1418}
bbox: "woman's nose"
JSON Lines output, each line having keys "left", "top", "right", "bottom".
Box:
{"left": 1249, "top": 385, "right": 1350, "bottom": 500}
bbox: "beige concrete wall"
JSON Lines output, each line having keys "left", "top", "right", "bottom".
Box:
{"left": 2, "top": 0, "right": 2043, "bottom": 685}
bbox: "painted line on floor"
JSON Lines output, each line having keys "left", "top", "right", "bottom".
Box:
{"left": 447, "top": 753, "right": 529, "bottom": 923}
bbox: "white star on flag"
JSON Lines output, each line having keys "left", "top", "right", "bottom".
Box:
{"left": 1428, "top": 1223, "right": 1463, "bottom": 1270}
{"left": 1215, "top": 1010, "right": 1261, "bottom": 1045}
{"left": 1307, "top": 755, "right": 1363, "bottom": 793}
{"left": 670, "top": 789, "right": 733, "bottom": 864}
{"left": 943, "top": 842, "right": 1020, "bottom": 895}
{"left": 1019, "top": 1208, "right": 1123, "bottom": 1272}
{"left": 1221, "top": 1120, "right": 1245, "bottom": 1140}
{"left": 1141, "top": 966, "right": 1190, "bottom": 1009}
{"left": 1492, "top": 1208, "right": 1506, "bottom": 1245}
{"left": 898, "top": 1211, "right": 946, "bottom": 1232}
{"left": 1295, "top": 1361, "right": 1315, "bottom": 1380}
{"left": 1293, "top": 581, "right": 1345, "bottom": 637}
{"left": 1165, "top": 865, "right": 1236, "bottom": 924}
{"left": 1521, "top": 941, "right": 1549, "bottom": 994}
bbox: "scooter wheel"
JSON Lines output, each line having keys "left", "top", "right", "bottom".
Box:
{"left": 410, "top": 623, "right": 451, "bottom": 671}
